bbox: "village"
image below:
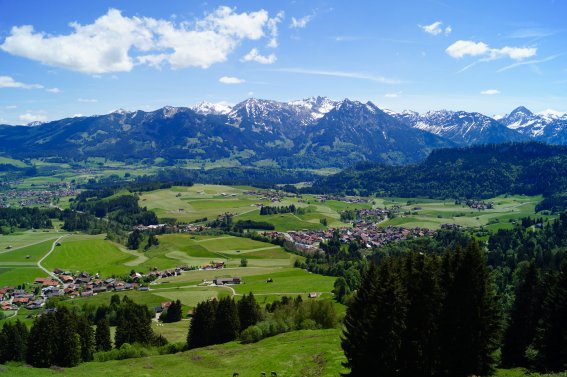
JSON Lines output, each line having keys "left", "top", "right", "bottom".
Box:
{"left": 0, "top": 260, "right": 238, "bottom": 314}
{"left": 0, "top": 184, "right": 79, "bottom": 208}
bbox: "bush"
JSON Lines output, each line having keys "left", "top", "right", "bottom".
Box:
{"left": 93, "top": 343, "right": 152, "bottom": 362}
{"left": 240, "top": 326, "right": 263, "bottom": 344}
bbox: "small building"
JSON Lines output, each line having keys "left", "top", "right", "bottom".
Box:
{"left": 308, "top": 292, "right": 318, "bottom": 299}
{"left": 213, "top": 277, "right": 241, "bottom": 285}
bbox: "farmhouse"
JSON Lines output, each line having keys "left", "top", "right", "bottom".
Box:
{"left": 213, "top": 277, "right": 241, "bottom": 285}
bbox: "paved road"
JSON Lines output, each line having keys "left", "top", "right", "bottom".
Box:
{"left": 37, "top": 235, "right": 67, "bottom": 283}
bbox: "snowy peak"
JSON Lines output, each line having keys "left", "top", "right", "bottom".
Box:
{"left": 191, "top": 101, "right": 232, "bottom": 115}
{"left": 510, "top": 106, "right": 533, "bottom": 117}
{"left": 391, "top": 109, "right": 525, "bottom": 145}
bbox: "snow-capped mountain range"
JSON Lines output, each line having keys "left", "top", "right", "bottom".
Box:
{"left": 1, "top": 96, "right": 565, "bottom": 168}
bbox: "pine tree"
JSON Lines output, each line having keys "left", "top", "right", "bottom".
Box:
{"left": 214, "top": 297, "right": 240, "bottom": 344}
{"left": 238, "top": 292, "right": 262, "bottom": 332}
{"left": 439, "top": 241, "right": 501, "bottom": 377}
{"left": 0, "top": 320, "right": 29, "bottom": 363}
{"left": 95, "top": 318, "right": 112, "bottom": 351}
{"left": 341, "top": 260, "right": 408, "bottom": 376}
{"left": 188, "top": 300, "right": 217, "bottom": 349}
{"left": 398, "top": 252, "right": 443, "bottom": 377}
{"left": 76, "top": 316, "right": 95, "bottom": 362}
{"left": 501, "top": 263, "right": 543, "bottom": 367}
{"left": 534, "top": 260, "right": 567, "bottom": 371}
{"left": 161, "top": 300, "right": 183, "bottom": 323}
{"left": 54, "top": 307, "right": 81, "bottom": 367}
{"left": 27, "top": 313, "right": 58, "bottom": 367}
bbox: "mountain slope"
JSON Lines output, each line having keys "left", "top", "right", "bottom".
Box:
{"left": 393, "top": 110, "right": 527, "bottom": 145}
{"left": 500, "top": 106, "right": 567, "bottom": 143}
{"left": 308, "top": 142, "right": 567, "bottom": 200}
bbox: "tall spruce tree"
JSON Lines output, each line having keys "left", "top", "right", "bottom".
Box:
{"left": 501, "top": 263, "right": 543, "bottom": 367}
{"left": 76, "top": 316, "right": 95, "bottom": 362}
{"left": 27, "top": 313, "right": 58, "bottom": 367}
{"left": 398, "top": 252, "right": 442, "bottom": 377}
{"left": 54, "top": 307, "right": 81, "bottom": 367}
{"left": 0, "top": 320, "right": 29, "bottom": 363}
{"left": 342, "top": 260, "right": 408, "bottom": 376}
{"left": 95, "top": 318, "right": 112, "bottom": 352}
{"left": 534, "top": 260, "right": 567, "bottom": 371}
{"left": 187, "top": 300, "right": 217, "bottom": 349}
{"left": 237, "top": 292, "right": 262, "bottom": 332}
{"left": 439, "top": 241, "right": 501, "bottom": 377}
{"left": 214, "top": 297, "right": 240, "bottom": 344}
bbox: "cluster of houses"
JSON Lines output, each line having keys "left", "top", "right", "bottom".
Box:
{"left": 311, "top": 195, "right": 371, "bottom": 204}
{"left": 243, "top": 190, "right": 290, "bottom": 203}
{"left": 275, "top": 223, "right": 436, "bottom": 252}
{"left": 465, "top": 200, "right": 495, "bottom": 210}
{"left": 0, "top": 185, "right": 79, "bottom": 208}
{"left": 347, "top": 208, "right": 390, "bottom": 222}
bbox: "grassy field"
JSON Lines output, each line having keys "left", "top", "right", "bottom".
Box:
{"left": 0, "top": 230, "right": 61, "bottom": 250}
{"left": 0, "top": 266, "right": 47, "bottom": 287}
{"left": 2, "top": 329, "right": 347, "bottom": 377}
{"left": 379, "top": 194, "right": 550, "bottom": 230}
{"left": 43, "top": 235, "right": 136, "bottom": 276}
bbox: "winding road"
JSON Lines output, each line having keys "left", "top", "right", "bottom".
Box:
{"left": 37, "top": 235, "right": 67, "bottom": 283}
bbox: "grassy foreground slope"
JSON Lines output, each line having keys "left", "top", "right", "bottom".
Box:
{"left": 3, "top": 329, "right": 347, "bottom": 377}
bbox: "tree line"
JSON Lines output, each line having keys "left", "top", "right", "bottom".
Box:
{"left": 342, "top": 241, "right": 500, "bottom": 377}
{"left": 0, "top": 295, "right": 164, "bottom": 368}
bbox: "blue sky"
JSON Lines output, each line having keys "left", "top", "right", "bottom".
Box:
{"left": 0, "top": 0, "right": 566, "bottom": 124}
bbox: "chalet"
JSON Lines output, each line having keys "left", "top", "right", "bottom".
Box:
{"left": 26, "top": 299, "right": 44, "bottom": 310}
{"left": 161, "top": 301, "right": 172, "bottom": 310}
{"left": 12, "top": 297, "right": 30, "bottom": 305}
{"left": 61, "top": 275, "right": 74, "bottom": 283}
{"left": 1, "top": 301, "right": 12, "bottom": 311}
{"left": 80, "top": 290, "right": 93, "bottom": 297}
{"left": 0, "top": 293, "right": 4, "bottom": 301}
{"left": 43, "top": 287, "right": 63, "bottom": 298}
{"left": 213, "top": 277, "right": 241, "bottom": 285}
{"left": 93, "top": 286, "right": 107, "bottom": 294}
{"left": 53, "top": 268, "right": 64, "bottom": 275}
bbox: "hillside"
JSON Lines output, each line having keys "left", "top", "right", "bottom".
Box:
{"left": 308, "top": 142, "right": 567, "bottom": 202}
{"left": 2, "top": 329, "right": 346, "bottom": 377}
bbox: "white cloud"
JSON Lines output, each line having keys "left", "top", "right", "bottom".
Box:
{"left": 290, "top": 15, "right": 312, "bottom": 29}
{"left": 4, "top": 105, "right": 17, "bottom": 109}
{"left": 0, "top": 75, "right": 43, "bottom": 89}
{"left": 219, "top": 76, "right": 245, "bottom": 84}
{"left": 46, "top": 87, "right": 61, "bottom": 93}
{"left": 241, "top": 48, "right": 277, "bottom": 64}
{"left": 19, "top": 113, "right": 47, "bottom": 123}
{"left": 266, "top": 11, "right": 284, "bottom": 48}
{"left": 1, "top": 7, "right": 283, "bottom": 74}
{"left": 274, "top": 68, "right": 402, "bottom": 84}
{"left": 480, "top": 89, "right": 500, "bottom": 95}
{"left": 446, "top": 40, "right": 536, "bottom": 61}
{"left": 384, "top": 92, "right": 402, "bottom": 98}
{"left": 77, "top": 98, "right": 98, "bottom": 103}
{"left": 419, "top": 21, "right": 451, "bottom": 36}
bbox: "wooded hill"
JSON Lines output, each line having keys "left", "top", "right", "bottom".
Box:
{"left": 308, "top": 142, "right": 567, "bottom": 210}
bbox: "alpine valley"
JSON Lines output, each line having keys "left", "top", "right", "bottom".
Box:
{"left": 2, "top": 96, "right": 566, "bottom": 168}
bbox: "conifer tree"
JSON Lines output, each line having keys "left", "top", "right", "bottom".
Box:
{"left": 188, "top": 300, "right": 217, "bottom": 348}
{"left": 77, "top": 316, "right": 95, "bottom": 362}
{"left": 0, "top": 320, "right": 29, "bottom": 363}
{"left": 238, "top": 292, "right": 262, "bottom": 332}
{"left": 534, "top": 260, "right": 567, "bottom": 371}
{"left": 214, "top": 297, "right": 240, "bottom": 344}
{"left": 342, "top": 260, "right": 408, "bottom": 376}
{"left": 54, "top": 307, "right": 81, "bottom": 367}
{"left": 501, "top": 263, "right": 543, "bottom": 367}
{"left": 27, "top": 313, "right": 58, "bottom": 367}
{"left": 95, "top": 318, "right": 112, "bottom": 352}
{"left": 439, "top": 241, "right": 500, "bottom": 377}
